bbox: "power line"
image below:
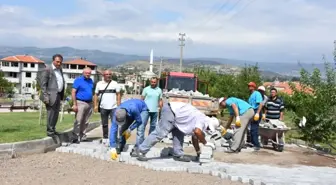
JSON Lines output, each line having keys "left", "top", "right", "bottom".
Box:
{"left": 213, "top": 0, "right": 255, "bottom": 32}
{"left": 196, "top": 0, "right": 255, "bottom": 41}
{"left": 193, "top": 0, "right": 231, "bottom": 28}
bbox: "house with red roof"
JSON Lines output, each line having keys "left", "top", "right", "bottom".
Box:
{"left": 263, "top": 78, "right": 312, "bottom": 95}
{"left": 0, "top": 55, "right": 45, "bottom": 94}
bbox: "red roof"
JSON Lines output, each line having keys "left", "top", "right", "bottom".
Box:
{"left": 263, "top": 81, "right": 312, "bottom": 95}
{"left": 1, "top": 55, "right": 44, "bottom": 64}
{"left": 63, "top": 58, "right": 97, "bottom": 66}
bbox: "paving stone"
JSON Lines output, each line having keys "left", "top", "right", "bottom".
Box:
{"left": 249, "top": 179, "right": 262, "bottom": 185}
{"left": 210, "top": 170, "right": 220, "bottom": 177}
{"left": 55, "top": 138, "right": 336, "bottom": 185}
{"left": 228, "top": 175, "right": 239, "bottom": 181}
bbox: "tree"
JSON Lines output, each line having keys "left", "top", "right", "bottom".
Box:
{"left": 0, "top": 71, "right": 14, "bottom": 96}
{"left": 287, "top": 62, "right": 336, "bottom": 144}
{"left": 192, "top": 64, "right": 262, "bottom": 100}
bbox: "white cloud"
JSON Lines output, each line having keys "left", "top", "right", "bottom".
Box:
{"left": 0, "top": 0, "right": 335, "bottom": 63}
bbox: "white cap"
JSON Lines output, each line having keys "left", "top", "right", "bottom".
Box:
{"left": 218, "top": 97, "right": 225, "bottom": 104}
{"left": 207, "top": 117, "right": 220, "bottom": 132}
{"left": 258, "top": 86, "right": 266, "bottom": 91}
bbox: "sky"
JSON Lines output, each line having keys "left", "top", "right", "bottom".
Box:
{"left": 0, "top": 0, "right": 335, "bottom": 63}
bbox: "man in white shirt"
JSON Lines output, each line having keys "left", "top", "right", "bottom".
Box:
{"left": 94, "top": 70, "right": 121, "bottom": 146}
{"left": 136, "top": 102, "right": 219, "bottom": 162}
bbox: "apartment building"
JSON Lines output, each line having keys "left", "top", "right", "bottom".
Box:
{"left": 62, "top": 58, "right": 97, "bottom": 89}
{"left": 0, "top": 55, "right": 45, "bottom": 94}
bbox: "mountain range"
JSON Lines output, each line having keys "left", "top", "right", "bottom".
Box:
{"left": 0, "top": 46, "right": 327, "bottom": 77}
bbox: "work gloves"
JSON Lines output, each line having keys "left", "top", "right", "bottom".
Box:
{"left": 235, "top": 116, "right": 241, "bottom": 127}
{"left": 253, "top": 113, "right": 260, "bottom": 121}
{"left": 122, "top": 129, "right": 131, "bottom": 140}
{"left": 219, "top": 126, "right": 227, "bottom": 136}
{"left": 110, "top": 148, "right": 118, "bottom": 160}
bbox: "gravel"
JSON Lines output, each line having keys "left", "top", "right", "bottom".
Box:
{"left": 0, "top": 152, "right": 242, "bottom": 185}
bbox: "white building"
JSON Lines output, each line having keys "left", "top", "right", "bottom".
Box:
{"left": 0, "top": 55, "right": 45, "bottom": 94}
{"left": 62, "top": 58, "right": 98, "bottom": 89}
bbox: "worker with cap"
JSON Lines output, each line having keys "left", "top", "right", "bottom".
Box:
{"left": 247, "top": 82, "right": 263, "bottom": 151}
{"left": 257, "top": 86, "right": 268, "bottom": 120}
{"left": 136, "top": 102, "right": 219, "bottom": 162}
{"left": 218, "top": 97, "right": 254, "bottom": 153}
{"left": 109, "top": 99, "right": 149, "bottom": 160}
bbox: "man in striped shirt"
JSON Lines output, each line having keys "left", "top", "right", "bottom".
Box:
{"left": 264, "top": 88, "right": 285, "bottom": 120}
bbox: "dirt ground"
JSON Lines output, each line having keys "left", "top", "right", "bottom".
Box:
{"left": 0, "top": 152, "right": 242, "bottom": 185}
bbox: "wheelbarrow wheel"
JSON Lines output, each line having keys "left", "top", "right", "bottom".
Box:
{"left": 261, "top": 137, "right": 268, "bottom": 146}
{"left": 277, "top": 145, "right": 284, "bottom": 152}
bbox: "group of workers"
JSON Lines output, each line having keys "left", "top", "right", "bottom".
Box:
{"left": 101, "top": 77, "right": 285, "bottom": 161}
{"left": 40, "top": 54, "right": 284, "bottom": 160}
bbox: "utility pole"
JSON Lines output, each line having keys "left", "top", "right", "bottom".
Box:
{"left": 178, "top": 33, "right": 186, "bottom": 72}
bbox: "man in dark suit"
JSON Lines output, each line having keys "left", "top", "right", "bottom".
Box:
{"left": 40, "top": 54, "right": 65, "bottom": 136}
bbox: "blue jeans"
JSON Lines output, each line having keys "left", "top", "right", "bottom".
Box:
{"left": 250, "top": 109, "right": 261, "bottom": 148}
{"left": 139, "top": 111, "right": 158, "bottom": 136}
{"left": 109, "top": 111, "right": 148, "bottom": 149}
{"left": 139, "top": 103, "right": 184, "bottom": 157}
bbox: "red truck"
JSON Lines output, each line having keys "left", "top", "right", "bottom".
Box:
{"left": 159, "top": 71, "right": 219, "bottom": 116}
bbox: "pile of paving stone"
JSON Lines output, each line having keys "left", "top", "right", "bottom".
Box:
{"left": 167, "top": 88, "right": 210, "bottom": 97}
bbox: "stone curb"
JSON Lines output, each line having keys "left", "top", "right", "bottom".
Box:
{"left": 0, "top": 121, "right": 101, "bottom": 158}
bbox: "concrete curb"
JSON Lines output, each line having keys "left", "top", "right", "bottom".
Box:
{"left": 0, "top": 121, "right": 101, "bottom": 158}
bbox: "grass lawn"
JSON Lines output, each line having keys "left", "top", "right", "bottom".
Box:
{"left": 0, "top": 112, "right": 100, "bottom": 143}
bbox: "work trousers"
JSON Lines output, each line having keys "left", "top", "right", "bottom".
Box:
{"left": 250, "top": 109, "right": 261, "bottom": 148}
{"left": 231, "top": 109, "right": 254, "bottom": 151}
{"left": 139, "top": 103, "right": 185, "bottom": 157}
{"left": 72, "top": 100, "right": 93, "bottom": 140}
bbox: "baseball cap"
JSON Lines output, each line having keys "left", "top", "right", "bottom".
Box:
{"left": 258, "top": 86, "right": 266, "bottom": 91}
{"left": 218, "top": 97, "right": 225, "bottom": 104}
{"left": 115, "top": 108, "right": 127, "bottom": 126}
{"left": 248, "top": 82, "right": 257, "bottom": 88}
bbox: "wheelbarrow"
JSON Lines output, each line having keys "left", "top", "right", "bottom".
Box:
{"left": 259, "top": 120, "right": 291, "bottom": 152}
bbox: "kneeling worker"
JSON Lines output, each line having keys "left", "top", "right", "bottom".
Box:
{"left": 136, "top": 102, "right": 220, "bottom": 162}
{"left": 218, "top": 97, "right": 254, "bottom": 153}
{"left": 109, "top": 99, "right": 149, "bottom": 159}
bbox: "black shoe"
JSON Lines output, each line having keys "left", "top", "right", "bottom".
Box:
{"left": 225, "top": 148, "right": 239, "bottom": 153}
{"left": 54, "top": 131, "right": 61, "bottom": 135}
{"left": 130, "top": 149, "right": 138, "bottom": 157}
{"left": 71, "top": 139, "right": 80, "bottom": 144}
{"left": 136, "top": 152, "right": 148, "bottom": 161}
{"left": 173, "top": 155, "right": 191, "bottom": 162}
{"left": 47, "top": 133, "right": 55, "bottom": 137}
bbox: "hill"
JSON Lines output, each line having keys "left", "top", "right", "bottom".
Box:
{"left": 0, "top": 45, "right": 324, "bottom": 77}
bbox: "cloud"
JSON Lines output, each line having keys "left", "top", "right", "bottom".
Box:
{"left": 0, "top": 0, "right": 335, "bottom": 63}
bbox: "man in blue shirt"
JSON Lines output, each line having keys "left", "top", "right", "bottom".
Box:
{"left": 109, "top": 99, "right": 149, "bottom": 160}
{"left": 71, "top": 67, "right": 94, "bottom": 143}
{"left": 218, "top": 97, "right": 254, "bottom": 153}
{"left": 247, "top": 82, "right": 263, "bottom": 151}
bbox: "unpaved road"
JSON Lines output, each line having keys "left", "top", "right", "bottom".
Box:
{"left": 0, "top": 152, "right": 242, "bottom": 185}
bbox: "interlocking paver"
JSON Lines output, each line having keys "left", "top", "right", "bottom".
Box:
{"left": 55, "top": 134, "right": 336, "bottom": 185}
